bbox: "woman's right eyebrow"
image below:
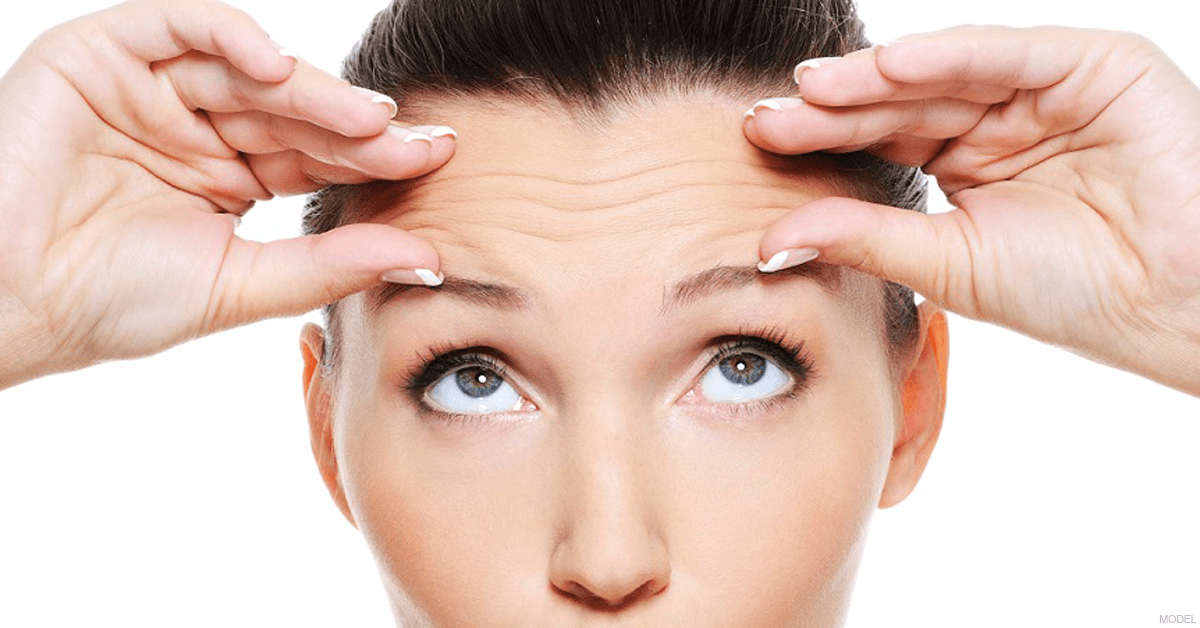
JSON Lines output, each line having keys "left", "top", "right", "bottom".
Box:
{"left": 369, "top": 261, "right": 839, "bottom": 316}
{"left": 369, "top": 276, "right": 531, "bottom": 314}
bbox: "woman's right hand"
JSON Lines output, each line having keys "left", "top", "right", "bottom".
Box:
{"left": 0, "top": 0, "right": 454, "bottom": 389}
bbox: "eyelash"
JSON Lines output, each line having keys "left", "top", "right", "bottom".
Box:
{"left": 402, "top": 326, "right": 816, "bottom": 425}
{"left": 699, "top": 326, "right": 817, "bottom": 418}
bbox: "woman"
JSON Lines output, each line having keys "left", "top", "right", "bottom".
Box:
{"left": 1, "top": 0, "right": 1196, "bottom": 626}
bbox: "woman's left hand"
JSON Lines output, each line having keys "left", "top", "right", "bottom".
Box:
{"left": 742, "top": 26, "right": 1200, "bottom": 396}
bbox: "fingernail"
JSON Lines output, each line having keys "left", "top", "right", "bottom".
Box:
{"left": 269, "top": 39, "right": 300, "bottom": 62}
{"left": 743, "top": 97, "right": 804, "bottom": 119}
{"left": 757, "top": 248, "right": 820, "bottom": 273}
{"left": 381, "top": 268, "right": 444, "bottom": 286}
{"left": 388, "top": 125, "right": 434, "bottom": 145}
{"left": 793, "top": 56, "right": 842, "bottom": 84}
{"left": 408, "top": 125, "right": 458, "bottom": 139}
{"left": 352, "top": 86, "right": 399, "bottom": 118}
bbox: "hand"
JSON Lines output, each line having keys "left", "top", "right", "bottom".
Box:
{"left": 742, "top": 26, "right": 1200, "bottom": 396}
{"left": 0, "top": 0, "right": 454, "bottom": 388}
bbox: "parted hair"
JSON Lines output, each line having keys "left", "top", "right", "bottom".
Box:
{"left": 302, "top": 0, "right": 928, "bottom": 375}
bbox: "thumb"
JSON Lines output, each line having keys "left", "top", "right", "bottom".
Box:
{"left": 758, "top": 196, "right": 970, "bottom": 309}
{"left": 214, "top": 222, "right": 441, "bottom": 328}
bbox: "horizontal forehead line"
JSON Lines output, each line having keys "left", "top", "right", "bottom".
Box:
{"left": 367, "top": 262, "right": 842, "bottom": 315}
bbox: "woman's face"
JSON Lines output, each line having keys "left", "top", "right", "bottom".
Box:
{"left": 299, "top": 98, "right": 948, "bottom": 627}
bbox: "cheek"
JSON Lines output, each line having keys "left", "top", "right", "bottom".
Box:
{"left": 663, "top": 380, "right": 893, "bottom": 622}
{"left": 337, "top": 401, "right": 554, "bottom": 624}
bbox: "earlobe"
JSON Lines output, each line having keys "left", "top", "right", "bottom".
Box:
{"left": 878, "top": 301, "right": 949, "bottom": 509}
{"left": 299, "top": 322, "right": 357, "bottom": 528}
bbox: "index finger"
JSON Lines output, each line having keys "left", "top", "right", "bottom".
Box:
{"left": 793, "top": 26, "right": 1122, "bottom": 108}
{"left": 96, "top": 0, "right": 295, "bottom": 83}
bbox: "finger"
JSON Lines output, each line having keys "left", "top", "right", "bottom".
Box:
{"left": 743, "top": 96, "right": 987, "bottom": 156}
{"left": 243, "top": 129, "right": 455, "bottom": 196}
{"left": 794, "top": 46, "right": 1016, "bottom": 107}
{"left": 874, "top": 26, "right": 1100, "bottom": 90}
{"left": 758, "top": 197, "right": 974, "bottom": 311}
{"left": 158, "top": 51, "right": 397, "bottom": 138}
{"left": 210, "top": 223, "right": 443, "bottom": 329}
{"left": 209, "top": 110, "right": 456, "bottom": 178}
{"left": 790, "top": 26, "right": 1145, "bottom": 108}
{"left": 97, "top": 0, "right": 296, "bottom": 83}
{"left": 866, "top": 134, "right": 948, "bottom": 167}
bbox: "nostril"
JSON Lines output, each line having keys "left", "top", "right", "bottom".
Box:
{"left": 553, "top": 576, "right": 668, "bottom": 611}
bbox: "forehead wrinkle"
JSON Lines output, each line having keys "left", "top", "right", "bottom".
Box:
{"left": 354, "top": 153, "right": 844, "bottom": 227}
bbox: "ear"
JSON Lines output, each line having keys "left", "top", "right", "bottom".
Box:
{"left": 878, "top": 301, "right": 949, "bottom": 509}
{"left": 300, "top": 322, "right": 356, "bottom": 528}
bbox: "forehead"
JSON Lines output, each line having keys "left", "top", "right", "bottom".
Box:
{"left": 353, "top": 97, "right": 866, "bottom": 226}
{"left": 344, "top": 96, "right": 883, "bottom": 340}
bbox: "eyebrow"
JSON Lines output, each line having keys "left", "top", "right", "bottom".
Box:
{"left": 368, "top": 262, "right": 839, "bottom": 315}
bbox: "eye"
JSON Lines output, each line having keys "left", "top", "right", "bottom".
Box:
{"left": 425, "top": 364, "right": 526, "bottom": 414}
{"left": 697, "top": 350, "right": 791, "bottom": 403}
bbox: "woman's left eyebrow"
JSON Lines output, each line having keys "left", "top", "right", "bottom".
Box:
{"left": 661, "top": 262, "right": 840, "bottom": 314}
{"left": 369, "top": 262, "right": 838, "bottom": 315}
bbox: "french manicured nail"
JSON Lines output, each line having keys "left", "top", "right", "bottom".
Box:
{"left": 381, "top": 268, "right": 444, "bottom": 286}
{"left": 743, "top": 97, "right": 804, "bottom": 119}
{"left": 408, "top": 125, "right": 458, "bottom": 139}
{"left": 757, "top": 248, "right": 820, "bottom": 273}
{"left": 388, "top": 125, "right": 434, "bottom": 145}
{"left": 268, "top": 38, "right": 299, "bottom": 60}
{"left": 793, "top": 56, "right": 842, "bottom": 84}
{"left": 352, "top": 86, "right": 398, "bottom": 118}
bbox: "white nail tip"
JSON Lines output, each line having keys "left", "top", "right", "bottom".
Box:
{"left": 757, "top": 248, "right": 819, "bottom": 273}
{"left": 429, "top": 126, "right": 458, "bottom": 139}
{"left": 744, "top": 99, "right": 783, "bottom": 119}
{"left": 753, "top": 99, "right": 782, "bottom": 111}
{"left": 278, "top": 48, "right": 300, "bottom": 60}
{"left": 757, "top": 250, "right": 790, "bottom": 273}
{"left": 352, "top": 87, "right": 398, "bottom": 116}
{"left": 403, "top": 132, "right": 434, "bottom": 144}
{"left": 414, "top": 268, "right": 444, "bottom": 286}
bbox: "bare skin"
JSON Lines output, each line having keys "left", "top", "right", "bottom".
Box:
{"left": 299, "top": 100, "right": 949, "bottom": 625}
{"left": 0, "top": 1, "right": 1198, "bottom": 625}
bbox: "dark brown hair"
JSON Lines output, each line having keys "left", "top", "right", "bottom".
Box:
{"left": 302, "top": 0, "right": 928, "bottom": 375}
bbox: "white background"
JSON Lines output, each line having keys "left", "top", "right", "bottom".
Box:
{"left": 1, "top": 0, "right": 1197, "bottom": 626}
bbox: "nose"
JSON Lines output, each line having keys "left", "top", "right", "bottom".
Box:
{"left": 547, "top": 414, "right": 671, "bottom": 610}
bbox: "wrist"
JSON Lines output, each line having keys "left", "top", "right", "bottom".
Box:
{"left": 0, "top": 297, "right": 66, "bottom": 391}
{"left": 1126, "top": 313, "right": 1200, "bottom": 398}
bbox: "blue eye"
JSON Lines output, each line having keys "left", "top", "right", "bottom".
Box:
{"left": 425, "top": 365, "right": 525, "bottom": 414}
{"left": 698, "top": 351, "right": 790, "bottom": 402}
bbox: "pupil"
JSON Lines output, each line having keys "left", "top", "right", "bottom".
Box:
{"left": 718, "top": 353, "right": 765, "bottom": 386}
{"left": 456, "top": 367, "right": 503, "bottom": 398}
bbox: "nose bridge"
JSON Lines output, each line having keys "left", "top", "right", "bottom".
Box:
{"left": 548, "top": 395, "right": 671, "bottom": 608}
